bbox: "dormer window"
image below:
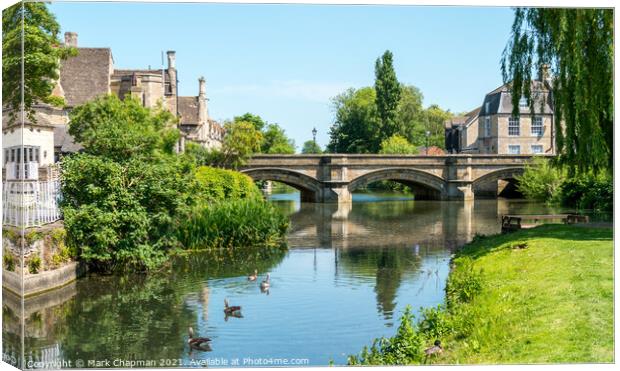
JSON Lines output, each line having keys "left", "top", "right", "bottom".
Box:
{"left": 519, "top": 96, "right": 528, "bottom": 108}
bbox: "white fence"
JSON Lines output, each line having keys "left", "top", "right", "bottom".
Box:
{"left": 2, "top": 179, "right": 62, "bottom": 227}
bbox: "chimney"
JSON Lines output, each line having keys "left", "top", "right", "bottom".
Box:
{"left": 166, "top": 50, "right": 176, "bottom": 69}
{"left": 198, "top": 77, "right": 207, "bottom": 124}
{"left": 64, "top": 32, "right": 78, "bottom": 47}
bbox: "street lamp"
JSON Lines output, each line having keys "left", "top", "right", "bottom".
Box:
{"left": 312, "top": 127, "right": 318, "bottom": 145}
{"left": 425, "top": 130, "right": 431, "bottom": 155}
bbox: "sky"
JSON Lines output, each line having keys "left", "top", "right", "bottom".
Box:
{"left": 48, "top": 1, "right": 516, "bottom": 150}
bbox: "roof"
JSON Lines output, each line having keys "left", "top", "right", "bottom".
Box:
{"left": 2, "top": 106, "right": 60, "bottom": 130}
{"left": 112, "top": 69, "right": 171, "bottom": 82}
{"left": 53, "top": 124, "right": 83, "bottom": 153}
{"left": 60, "top": 48, "right": 112, "bottom": 107}
{"left": 479, "top": 81, "right": 553, "bottom": 116}
{"left": 177, "top": 96, "right": 200, "bottom": 125}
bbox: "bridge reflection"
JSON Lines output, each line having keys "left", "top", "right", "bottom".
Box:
{"left": 275, "top": 197, "right": 508, "bottom": 251}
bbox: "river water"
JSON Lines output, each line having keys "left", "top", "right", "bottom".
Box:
{"left": 3, "top": 193, "right": 587, "bottom": 368}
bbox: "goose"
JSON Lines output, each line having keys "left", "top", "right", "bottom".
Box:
{"left": 187, "top": 327, "right": 211, "bottom": 348}
{"left": 260, "top": 273, "right": 270, "bottom": 290}
{"left": 424, "top": 340, "right": 443, "bottom": 357}
{"left": 224, "top": 298, "right": 242, "bottom": 316}
{"left": 248, "top": 269, "right": 258, "bottom": 281}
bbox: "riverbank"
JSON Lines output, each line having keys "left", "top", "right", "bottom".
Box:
{"left": 443, "top": 224, "right": 613, "bottom": 363}
{"left": 349, "top": 224, "right": 614, "bottom": 365}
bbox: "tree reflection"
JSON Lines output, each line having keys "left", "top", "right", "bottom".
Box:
{"left": 338, "top": 246, "right": 421, "bottom": 320}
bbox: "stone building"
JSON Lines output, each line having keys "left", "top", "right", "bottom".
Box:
{"left": 445, "top": 74, "right": 556, "bottom": 155}
{"left": 2, "top": 31, "right": 224, "bottom": 168}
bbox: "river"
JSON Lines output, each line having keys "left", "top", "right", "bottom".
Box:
{"left": 3, "top": 192, "right": 590, "bottom": 368}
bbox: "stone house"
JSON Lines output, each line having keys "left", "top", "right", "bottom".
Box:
{"left": 445, "top": 74, "right": 556, "bottom": 155}
{"left": 2, "top": 31, "right": 224, "bottom": 172}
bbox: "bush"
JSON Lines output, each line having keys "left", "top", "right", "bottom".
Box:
{"left": 348, "top": 306, "right": 426, "bottom": 365}
{"left": 516, "top": 158, "right": 565, "bottom": 203}
{"left": 445, "top": 257, "right": 483, "bottom": 306}
{"left": 3, "top": 253, "right": 15, "bottom": 271}
{"left": 418, "top": 305, "right": 452, "bottom": 340}
{"left": 379, "top": 135, "right": 418, "bottom": 154}
{"left": 560, "top": 173, "right": 612, "bottom": 211}
{"left": 176, "top": 199, "right": 288, "bottom": 250}
{"left": 194, "top": 166, "right": 262, "bottom": 203}
{"left": 28, "top": 255, "right": 41, "bottom": 274}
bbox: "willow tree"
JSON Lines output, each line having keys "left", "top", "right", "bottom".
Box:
{"left": 501, "top": 8, "right": 613, "bottom": 174}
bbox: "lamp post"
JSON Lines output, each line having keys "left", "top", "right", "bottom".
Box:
{"left": 312, "top": 127, "right": 317, "bottom": 145}
{"left": 425, "top": 130, "right": 431, "bottom": 155}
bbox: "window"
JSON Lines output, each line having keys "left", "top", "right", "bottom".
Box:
{"left": 531, "top": 145, "right": 544, "bottom": 154}
{"left": 508, "top": 117, "right": 520, "bottom": 136}
{"left": 508, "top": 145, "right": 521, "bottom": 154}
{"left": 519, "top": 96, "right": 528, "bottom": 108}
{"left": 531, "top": 116, "right": 543, "bottom": 136}
{"left": 485, "top": 102, "right": 490, "bottom": 113}
{"left": 484, "top": 117, "right": 491, "bottom": 137}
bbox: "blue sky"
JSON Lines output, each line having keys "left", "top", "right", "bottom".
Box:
{"left": 49, "top": 2, "right": 515, "bottom": 149}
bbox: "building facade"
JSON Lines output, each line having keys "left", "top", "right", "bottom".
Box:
{"left": 446, "top": 78, "right": 556, "bottom": 155}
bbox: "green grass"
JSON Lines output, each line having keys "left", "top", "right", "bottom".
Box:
{"left": 443, "top": 224, "right": 613, "bottom": 364}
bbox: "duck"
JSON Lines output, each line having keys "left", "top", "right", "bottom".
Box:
{"left": 187, "top": 327, "right": 211, "bottom": 348}
{"left": 224, "top": 298, "right": 242, "bottom": 316}
{"left": 260, "top": 273, "right": 270, "bottom": 290}
{"left": 424, "top": 340, "right": 443, "bottom": 357}
{"left": 248, "top": 269, "right": 258, "bottom": 281}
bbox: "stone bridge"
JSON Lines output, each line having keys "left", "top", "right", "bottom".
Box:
{"left": 240, "top": 154, "right": 550, "bottom": 203}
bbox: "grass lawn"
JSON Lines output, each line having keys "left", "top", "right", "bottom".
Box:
{"left": 443, "top": 224, "right": 613, "bottom": 364}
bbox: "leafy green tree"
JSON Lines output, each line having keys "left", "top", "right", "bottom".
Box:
{"left": 327, "top": 87, "right": 380, "bottom": 153}
{"left": 233, "top": 112, "right": 267, "bottom": 132}
{"left": 69, "top": 95, "right": 179, "bottom": 160}
{"left": 374, "top": 50, "right": 401, "bottom": 138}
{"left": 515, "top": 157, "right": 565, "bottom": 203}
{"left": 301, "top": 140, "right": 323, "bottom": 154}
{"left": 220, "top": 120, "right": 263, "bottom": 168}
{"left": 407, "top": 104, "right": 451, "bottom": 149}
{"left": 502, "top": 8, "right": 613, "bottom": 174}
{"left": 2, "top": 2, "right": 76, "bottom": 123}
{"left": 379, "top": 135, "right": 418, "bottom": 154}
{"left": 261, "top": 123, "right": 296, "bottom": 154}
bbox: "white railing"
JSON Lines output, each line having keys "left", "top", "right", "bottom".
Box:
{"left": 2, "top": 178, "right": 62, "bottom": 227}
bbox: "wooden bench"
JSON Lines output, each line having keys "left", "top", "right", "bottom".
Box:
{"left": 501, "top": 214, "right": 589, "bottom": 233}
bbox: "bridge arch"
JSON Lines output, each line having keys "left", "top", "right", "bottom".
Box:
{"left": 348, "top": 168, "right": 446, "bottom": 200}
{"left": 241, "top": 167, "right": 324, "bottom": 202}
{"left": 473, "top": 167, "right": 525, "bottom": 198}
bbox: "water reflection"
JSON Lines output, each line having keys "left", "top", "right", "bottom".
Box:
{"left": 4, "top": 193, "right": 588, "bottom": 367}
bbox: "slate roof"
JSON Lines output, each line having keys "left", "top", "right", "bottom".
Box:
{"left": 60, "top": 48, "right": 112, "bottom": 107}
{"left": 177, "top": 96, "right": 200, "bottom": 125}
{"left": 53, "top": 124, "right": 83, "bottom": 153}
{"left": 479, "top": 81, "right": 553, "bottom": 116}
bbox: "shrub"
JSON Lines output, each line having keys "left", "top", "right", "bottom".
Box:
{"left": 3, "top": 253, "right": 15, "bottom": 271}
{"left": 445, "top": 257, "right": 483, "bottom": 306}
{"left": 515, "top": 158, "right": 565, "bottom": 203}
{"left": 25, "top": 230, "right": 44, "bottom": 246}
{"left": 560, "top": 173, "right": 612, "bottom": 211}
{"left": 348, "top": 306, "right": 426, "bottom": 365}
{"left": 418, "top": 305, "right": 452, "bottom": 340}
{"left": 28, "top": 255, "right": 41, "bottom": 274}
{"left": 194, "top": 166, "right": 262, "bottom": 203}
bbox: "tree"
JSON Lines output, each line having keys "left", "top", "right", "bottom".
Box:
{"left": 374, "top": 50, "right": 401, "bottom": 138}
{"left": 2, "top": 2, "right": 76, "bottom": 123}
{"left": 327, "top": 87, "right": 380, "bottom": 153}
{"left": 69, "top": 95, "right": 180, "bottom": 160}
{"left": 301, "top": 140, "right": 323, "bottom": 154}
{"left": 220, "top": 120, "right": 263, "bottom": 168}
{"left": 502, "top": 8, "right": 613, "bottom": 174}
{"left": 233, "top": 112, "right": 267, "bottom": 132}
{"left": 60, "top": 96, "right": 195, "bottom": 272}
{"left": 379, "top": 135, "right": 418, "bottom": 154}
{"left": 261, "top": 123, "right": 295, "bottom": 154}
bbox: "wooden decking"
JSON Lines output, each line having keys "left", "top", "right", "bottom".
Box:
{"left": 501, "top": 214, "right": 590, "bottom": 233}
